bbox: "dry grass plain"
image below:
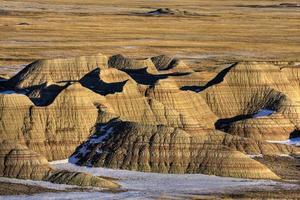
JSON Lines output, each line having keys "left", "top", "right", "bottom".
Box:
{"left": 0, "top": 0, "right": 299, "bottom": 71}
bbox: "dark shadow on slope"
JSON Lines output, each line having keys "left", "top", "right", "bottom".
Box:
{"left": 108, "top": 54, "right": 152, "bottom": 70}
{"left": 289, "top": 130, "right": 300, "bottom": 139}
{"left": 80, "top": 68, "right": 128, "bottom": 96}
{"left": 215, "top": 108, "right": 276, "bottom": 131}
{"left": 215, "top": 114, "right": 253, "bottom": 131}
{"left": 0, "top": 78, "right": 69, "bottom": 106}
{"left": 179, "top": 63, "right": 237, "bottom": 93}
{"left": 151, "top": 55, "right": 172, "bottom": 70}
{"left": 122, "top": 67, "right": 190, "bottom": 86}
{"left": 6, "top": 60, "right": 41, "bottom": 88}
{"left": 180, "top": 85, "right": 203, "bottom": 92}
{"left": 151, "top": 55, "right": 178, "bottom": 71}
{"left": 0, "top": 79, "right": 9, "bottom": 90}
{"left": 69, "top": 117, "right": 120, "bottom": 165}
{"left": 29, "top": 83, "right": 70, "bottom": 106}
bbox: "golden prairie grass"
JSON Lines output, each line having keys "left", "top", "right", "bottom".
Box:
{"left": 0, "top": 0, "right": 299, "bottom": 68}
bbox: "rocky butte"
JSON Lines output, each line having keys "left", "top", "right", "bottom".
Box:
{"left": 0, "top": 53, "right": 299, "bottom": 188}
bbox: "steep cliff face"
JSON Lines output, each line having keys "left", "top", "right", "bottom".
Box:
{"left": 26, "top": 83, "right": 100, "bottom": 161}
{"left": 0, "top": 83, "right": 103, "bottom": 161}
{"left": 282, "top": 66, "right": 300, "bottom": 87}
{"left": 202, "top": 62, "right": 287, "bottom": 116}
{"left": 221, "top": 113, "right": 295, "bottom": 141}
{"left": 80, "top": 66, "right": 218, "bottom": 130}
{"left": 1, "top": 54, "right": 299, "bottom": 182}
{"left": 0, "top": 93, "right": 34, "bottom": 143}
{"left": 70, "top": 120, "right": 279, "bottom": 179}
{"left": 146, "top": 79, "right": 218, "bottom": 130}
{"left": 201, "top": 62, "right": 300, "bottom": 138}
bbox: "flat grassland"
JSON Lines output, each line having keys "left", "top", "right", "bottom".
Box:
{"left": 0, "top": 0, "right": 299, "bottom": 68}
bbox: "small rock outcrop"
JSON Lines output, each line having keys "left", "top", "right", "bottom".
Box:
{"left": 0, "top": 141, "right": 52, "bottom": 180}
{"left": 46, "top": 170, "right": 119, "bottom": 189}
{"left": 108, "top": 54, "right": 157, "bottom": 73}
{"left": 146, "top": 8, "right": 201, "bottom": 17}
{"left": 151, "top": 55, "right": 193, "bottom": 73}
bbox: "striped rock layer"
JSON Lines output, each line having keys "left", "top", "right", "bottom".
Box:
{"left": 0, "top": 54, "right": 299, "bottom": 182}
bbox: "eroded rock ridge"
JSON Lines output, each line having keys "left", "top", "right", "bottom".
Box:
{"left": 0, "top": 54, "right": 299, "bottom": 183}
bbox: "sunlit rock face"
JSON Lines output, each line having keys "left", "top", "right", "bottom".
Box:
{"left": 0, "top": 140, "right": 119, "bottom": 189}
{"left": 201, "top": 62, "right": 294, "bottom": 117}
{"left": 222, "top": 113, "right": 295, "bottom": 141}
{"left": 201, "top": 62, "right": 300, "bottom": 138}
{"left": 0, "top": 54, "right": 299, "bottom": 181}
{"left": 8, "top": 53, "right": 108, "bottom": 89}
{"left": 70, "top": 120, "right": 280, "bottom": 179}
{"left": 0, "top": 141, "right": 52, "bottom": 180}
{"left": 0, "top": 83, "right": 100, "bottom": 161}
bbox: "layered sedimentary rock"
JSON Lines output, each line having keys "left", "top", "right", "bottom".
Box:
{"left": 0, "top": 93, "right": 34, "bottom": 144}
{"left": 108, "top": 54, "right": 158, "bottom": 73}
{"left": 27, "top": 82, "right": 69, "bottom": 106}
{"left": 146, "top": 79, "right": 218, "bottom": 130}
{"left": 201, "top": 62, "right": 300, "bottom": 134}
{"left": 213, "top": 132, "right": 296, "bottom": 156}
{"left": 1, "top": 54, "right": 300, "bottom": 182}
{"left": 46, "top": 170, "right": 119, "bottom": 189}
{"left": 80, "top": 66, "right": 218, "bottom": 130}
{"left": 0, "top": 141, "right": 51, "bottom": 180}
{"left": 8, "top": 53, "right": 108, "bottom": 89}
{"left": 26, "top": 83, "right": 100, "bottom": 161}
{"left": 70, "top": 120, "right": 279, "bottom": 179}
{"left": 221, "top": 113, "right": 295, "bottom": 141}
{"left": 0, "top": 83, "right": 102, "bottom": 161}
{"left": 281, "top": 66, "right": 300, "bottom": 88}
{"left": 0, "top": 140, "right": 119, "bottom": 189}
{"left": 151, "top": 55, "right": 193, "bottom": 73}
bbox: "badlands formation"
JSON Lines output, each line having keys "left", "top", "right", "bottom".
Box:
{"left": 0, "top": 53, "right": 299, "bottom": 187}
